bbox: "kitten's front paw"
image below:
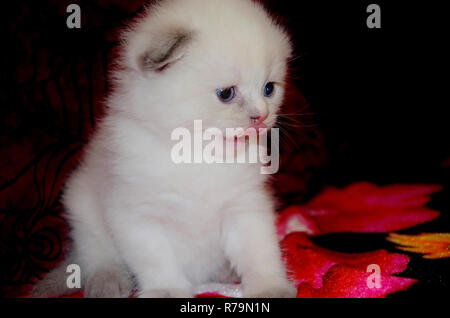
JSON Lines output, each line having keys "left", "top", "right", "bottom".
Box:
{"left": 139, "top": 288, "right": 193, "bottom": 298}
{"left": 244, "top": 283, "right": 297, "bottom": 298}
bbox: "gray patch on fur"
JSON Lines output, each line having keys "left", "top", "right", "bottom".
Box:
{"left": 84, "top": 268, "right": 133, "bottom": 298}
{"left": 30, "top": 258, "right": 80, "bottom": 298}
{"left": 138, "top": 29, "right": 193, "bottom": 72}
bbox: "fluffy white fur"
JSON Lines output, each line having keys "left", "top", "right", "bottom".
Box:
{"left": 32, "top": 0, "right": 295, "bottom": 298}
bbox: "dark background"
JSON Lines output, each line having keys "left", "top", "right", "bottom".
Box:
{"left": 0, "top": 0, "right": 448, "bottom": 298}
{"left": 269, "top": 0, "right": 449, "bottom": 185}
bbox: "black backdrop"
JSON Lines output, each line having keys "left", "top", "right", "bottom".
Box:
{"left": 269, "top": 0, "right": 449, "bottom": 184}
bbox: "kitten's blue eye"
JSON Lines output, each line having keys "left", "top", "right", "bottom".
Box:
{"left": 216, "top": 87, "right": 235, "bottom": 103}
{"left": 264, "top": 82, "right": 275, "bottom": 97}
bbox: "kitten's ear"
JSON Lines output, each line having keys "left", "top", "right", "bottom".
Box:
{"left": 137, "top": 29, "right": 193, "bottom": 73}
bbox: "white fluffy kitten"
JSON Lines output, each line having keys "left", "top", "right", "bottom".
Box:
{"left": 32, "top": 0, "right": 295, "bottom": 298}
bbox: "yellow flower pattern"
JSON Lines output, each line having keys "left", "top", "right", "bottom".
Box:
{"left": 387, "top": 233, "right": 450, "bottom": 259}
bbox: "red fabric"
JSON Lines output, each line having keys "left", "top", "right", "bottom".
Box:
{"left": 282, "top": 233, "right": 415, "bottom": 298}
{"left": 274, "top": 182, "right": 440, "bottom": 298}
{"left": 277, "top": 182, "right": 440, "bottom": 237}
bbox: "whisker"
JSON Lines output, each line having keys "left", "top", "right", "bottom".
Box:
{"left": 277, "top": 112, "right": 320, "bottom": 117}
{"left": 274, "top": 121, "right": 300, "bottom": 150}
{"left": 277, "top": 115, "right": 308, "bottom": 126}
{"left": 277, "top": 115, "right": 315, "bottom": 128}
{"left": 279, "top": 121, "right": 319, "bottom": 129}
{"left": 278, "top": 115, "right": 304, "bottom": 125}
{"left": 287, "top": 52, "right": 308, "bottom": 64}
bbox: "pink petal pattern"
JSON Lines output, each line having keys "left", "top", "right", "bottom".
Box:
{"left": 277, "top": 183, "right": 441, "bottom": 236}
{"left": 282, "top": 233, "right": 415, "bottom": 297}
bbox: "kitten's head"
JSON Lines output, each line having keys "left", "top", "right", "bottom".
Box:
{"left": 116, "top": 0, "right": 292, "bottom": 136}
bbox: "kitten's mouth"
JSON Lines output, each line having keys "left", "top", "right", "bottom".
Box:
{"left": 224, "top": 121, "right": 269, "bottom": 143}
{"left": 246, "top": 121, "right": 268, "bottom": 134}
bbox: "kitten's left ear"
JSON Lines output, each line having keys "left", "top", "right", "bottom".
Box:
{"left": 124, "top": 24, "right": 194, "bottom": 74}
{"left": 138, "top": 29, "right": 193, "bottom": 72}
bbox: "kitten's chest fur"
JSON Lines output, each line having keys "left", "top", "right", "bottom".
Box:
{"left": 119, "top": 161, "right": 248, "bottom": 283}
{"left": 86, "top": 116, "right": 269, "bottom": 282}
